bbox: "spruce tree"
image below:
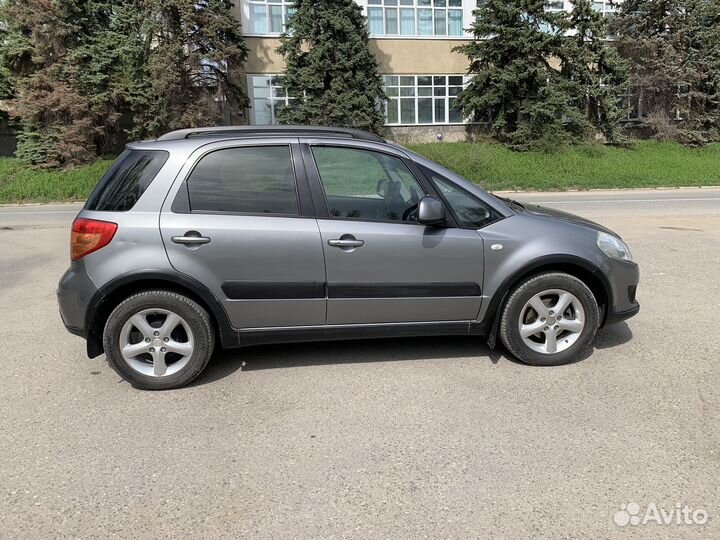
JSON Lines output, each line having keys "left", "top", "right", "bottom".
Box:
{"left": 133, "top": 0, "right": 250, "bottom": 139}
{"left": 615, "top": 0, "right": 720, "bottom": 144}
{"left": 455, "top": 0, "right": 627, "bottom": 149}
{"left": 0, "top": 0, "right": 250, "bottom": 166}
{"left": 454, "top": 0, "right": 574, "bottom": 149}
{"left": 277, "top": 0, "right": 386, "bottom": 134}
{"left": 562, "top": 0, "right": 628, "bottom": 143}
{"left": 0, "top": 0, "right": 106, "bottom": 165}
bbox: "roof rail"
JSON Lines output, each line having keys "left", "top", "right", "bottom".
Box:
{"left": 157, "top": 125, "right": 386, "bottom": 143}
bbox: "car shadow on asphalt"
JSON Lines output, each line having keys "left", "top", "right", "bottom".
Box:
{"left": 595, "top": 322, "right": 633, "bottom": 350}
{"left": 189, "top": 322, "right": 633, "bottom": 387}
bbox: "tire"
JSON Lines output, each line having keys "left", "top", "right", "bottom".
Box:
{"left": 103, "top": 290, "right": 215, "bottom": 390}
{"left": 499, "top": 272, "right": 599, "bottom": 366}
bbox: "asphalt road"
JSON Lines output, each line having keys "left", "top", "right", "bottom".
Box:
{"left": 1, "top": 189, "right": 718, "bottom": 540}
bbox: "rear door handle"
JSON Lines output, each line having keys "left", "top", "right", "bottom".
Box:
{"left": 328, "top": 239, "right": 365, "bottom": 248}
{"left": 172, "top": 231, "right": 211, "bottom": 245}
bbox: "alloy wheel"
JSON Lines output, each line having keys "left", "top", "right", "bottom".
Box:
{"left": 119, "top": 308, "right": 194, "bottom": 377}
{"left": 518, "top": 289, "right": 586, "bottom": 355}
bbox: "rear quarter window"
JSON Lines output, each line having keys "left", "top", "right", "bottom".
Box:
{"left": 85, "top": 150, "right": 169, "bottom": 211}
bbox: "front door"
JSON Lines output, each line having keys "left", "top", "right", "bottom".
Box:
{"left": 160, "top": 142, "right": 326, "bottom": 329}
{"left": 307, "top": 144, "right": 485, "bottom": 325}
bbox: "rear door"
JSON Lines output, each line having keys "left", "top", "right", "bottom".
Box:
{"left": 160, "top": 139, "right": 326, "bottom": 329}
{"left": 303, "top": 142, "right": 486, "bottom": 325}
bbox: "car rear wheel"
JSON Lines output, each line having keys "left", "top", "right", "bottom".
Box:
{"left": 499, "top": 272, "right": 599, "bottom": 366}
{"left": 103, "top": 291, "right": 215, "bottom": 390}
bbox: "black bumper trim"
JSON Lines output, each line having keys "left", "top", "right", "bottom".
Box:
{"left": 58, "top": 307, "right": 86, "bottom": 338}
{"left": 604, "top": 303, "right": 640, "bottom": 326}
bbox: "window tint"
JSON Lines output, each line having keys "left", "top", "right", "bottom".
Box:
{"left": 421, "top": 165, "right": 499, "bottom": 229}
{"left": 85, "top": 150, "right": 169, "bottom": 212}
{"left": 187, "top": 146, "right": 298, "bottom": 215}
{"left": 312, "top": 147, "right": 425, "bottom": 222}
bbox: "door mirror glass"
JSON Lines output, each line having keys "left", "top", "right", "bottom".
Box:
{"left": 417, "top": 196, "right": 446, "bottom": 226}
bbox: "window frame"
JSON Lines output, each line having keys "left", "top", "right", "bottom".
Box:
{"left": 248, "top": 74, "right": 295, "bottom": 126}
{"left": 384, "top": 75, "right": 467, "bottom": 126}
{"left": 365, "top": 0, "right": 465, "bottom": 37}
{"left": 303, "top": 142, "right": 459, "bottom": 228}
{"left": 246, "top": 0, "right": 296, "bottom": 35}
{"left": 172, "top": 142, "right": 313, "bottom": 218}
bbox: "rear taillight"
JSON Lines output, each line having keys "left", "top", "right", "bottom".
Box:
{"left": 70, "top": 218, "right": 118, "bottom": 261}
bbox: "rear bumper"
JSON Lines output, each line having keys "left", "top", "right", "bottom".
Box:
{"left": 57, "top": 261, "right": 98, "bottom": 340}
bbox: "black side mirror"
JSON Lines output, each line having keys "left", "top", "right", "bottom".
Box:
{"left": 417, "top": 196, "right": 446, "bottom": 226}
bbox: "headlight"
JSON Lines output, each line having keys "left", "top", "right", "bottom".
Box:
{"left": 597, "top": 232, "right": 633, "bottom": 262}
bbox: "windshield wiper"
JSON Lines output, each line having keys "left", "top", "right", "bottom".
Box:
{"left": 495, "top": 196, "right": 525, "bottom": 212}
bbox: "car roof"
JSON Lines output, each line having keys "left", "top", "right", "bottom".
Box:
{"left": 156, "top": 125, "right": 386, "bottom": 144}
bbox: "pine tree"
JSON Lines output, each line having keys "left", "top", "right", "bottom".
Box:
{"left": 277, "top": 0, "right": 386, "bottom": 134}
{"left": 615, "top": 0, "right": 720, "bottom": 144}
{"left": 455, "top": 0, "right": 627, "bottom": 149}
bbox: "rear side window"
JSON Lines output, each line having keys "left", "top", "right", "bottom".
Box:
{"left": 85, "top": 150, "right": 169, "bottom": 211}
{"left": 187, "top": 146, "right": 299, "bottom": 215}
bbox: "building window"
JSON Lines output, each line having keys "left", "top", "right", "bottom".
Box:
{"left": 248, "top": 0, "right": 296, "bottom": 34}
{"left": 249, "top": 75, "right": 295, "bottom": 125}
{"left": 384, "top": 75, "right": 466, "bottom": 125}
{"left": 592, "top": 0, "right": 618, "bottom": 16}
{"left": 592, "top": 0, "right": 619, "bottom": 36}
{"left": 539, "top": 1, "right": 565, "bottom": 33}
{"left": 367, "top": 0, "right": 464, "bottom": 37}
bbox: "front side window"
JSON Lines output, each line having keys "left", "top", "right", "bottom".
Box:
{"left": 248, "top": 0, "right": 296, "bottom": 34}
{"left": 421, "top": 165, "right": 499, "bottom": 229}
{"left": 85, "top": 150, "right": 169, "bottom": 212}
{"left": 384, "top": 75, "right": 465, "bottom": 125}
{"left": 367, "top": 0, "right": 464, "bottom": 37}
{"left": 187, "top": 146, "right": 299, "bottom": 215}
{"left": 312, "top": 147, "right": 426, "bottom": 223}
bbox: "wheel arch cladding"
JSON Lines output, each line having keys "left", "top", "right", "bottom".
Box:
{"left": 483, "top": 255, "right": 611, "bottom": 346}
{"left": 84, "top": 271, "right": 237, "bottom": 358}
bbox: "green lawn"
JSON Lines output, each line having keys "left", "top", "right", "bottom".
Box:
{"left": 407, "top": 141, "right": 720, "bottom": 191}
{"left": 0, "top": 141, "right": 718, "bottom": 204}
{"left": 0, "top": 158, "right": 115, "bottom": 204}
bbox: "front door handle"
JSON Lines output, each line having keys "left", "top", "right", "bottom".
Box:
{"left": 328, "top": 237, "right": 365, "bottom": 249}
{"left": 172, "top": 231, "right": 211, "bottom": 245}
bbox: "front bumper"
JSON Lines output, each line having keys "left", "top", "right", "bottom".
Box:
{"left": 602, "top": 259, "right": 640, "bottom": 327}
{"left": 605, "top": 302, "right": 640, "bottom": 326}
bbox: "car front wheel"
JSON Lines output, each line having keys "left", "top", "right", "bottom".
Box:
{"left": 103, "top": 290, "right": 215, "bottom": 390}
{"left": 499, "top": 272, "right": 600, "bottom": 366}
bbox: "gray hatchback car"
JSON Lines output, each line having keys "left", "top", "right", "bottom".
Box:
{"left": 58, "top": 126, "right": 639, "bottom": 390}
